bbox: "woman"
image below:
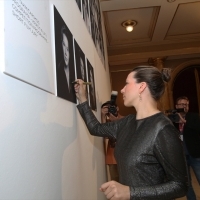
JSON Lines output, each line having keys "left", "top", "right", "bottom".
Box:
{"left": 74, "top": 66, "right": 188, "bottom": 200}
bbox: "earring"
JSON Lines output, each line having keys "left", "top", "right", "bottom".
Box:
{"left": 139, "top": 93, "right": 142, "bottom": 101}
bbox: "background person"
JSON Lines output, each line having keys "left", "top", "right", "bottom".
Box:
{"left": 173, "top": 96, "right": 200, "bottom": 200}
{"left": 101, "top": 101, "right": 124, "bottom": 182}
{"left": 74, "top": 65, "right": 188, "bottom": 200}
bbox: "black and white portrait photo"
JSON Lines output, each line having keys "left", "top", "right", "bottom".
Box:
{"left": 87, "top": 60, "right": 96, "bottom": 111}
{"left": 82, "top": 0, "right": 91, "bottom": 33}
{"left": 89, "top": 0, "right": 105, "bottom": 63}
{"left": 75, "top": 0, "right": 105, "bottom": 65}
{"left": 54, "top": 6, "right": 76, "bottom": 103}
{"left": 74, "top": 40, "right": 87, "bottom": 82}
{"left": 75, "top": 0, "right": 81, "bottom": 12}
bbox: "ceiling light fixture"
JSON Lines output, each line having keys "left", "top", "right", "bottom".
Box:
{"left": 122, "top": 20, "right": 137, "bottom": 32}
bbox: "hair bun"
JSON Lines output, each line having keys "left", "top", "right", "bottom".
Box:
{"left": 161, "top": 68, "right": 171, "bottom": 82}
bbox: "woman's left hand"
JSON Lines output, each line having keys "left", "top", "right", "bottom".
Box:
{"left": 99, "top": 181, "right": 130, "bottom": 200}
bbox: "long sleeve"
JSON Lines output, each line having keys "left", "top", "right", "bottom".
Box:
{"left": 185, "top": 112, "right": 200, "bottom": 131}
{"left": 184, "top": 112, "right": 200, "bottom": 157}
{"left": 128, "top": 124, "right": 188, "bottom": 200}
{"left": 77, "top": 101, "right": 126, "bottom": 139}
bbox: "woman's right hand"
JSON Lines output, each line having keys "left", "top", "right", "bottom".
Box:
{"left": 74, "top": 79, "right": 87, "bottom": 104}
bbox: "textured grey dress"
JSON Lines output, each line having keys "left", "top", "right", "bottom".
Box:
{"left": 77, "top": 101, "right": 188, "bottom": 200}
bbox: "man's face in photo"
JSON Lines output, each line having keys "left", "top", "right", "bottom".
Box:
{"left": 62, "top": 33, "right": 70, "bottom": 66}
{"left": 80, "top": 57, "right": 85, "bottom": 80}
{"left": 90, "top": 70, "right": 94, "bottom": 90}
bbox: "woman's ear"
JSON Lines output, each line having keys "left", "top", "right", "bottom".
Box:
{"left": 139, "top": 82, "right": 147, "bottom": 93}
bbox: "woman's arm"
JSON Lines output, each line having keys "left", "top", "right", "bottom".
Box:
{"left": 77, "top": 101, "right": 124, "bottom": 139}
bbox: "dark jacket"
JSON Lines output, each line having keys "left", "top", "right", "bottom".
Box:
{"left": 174, "top": 112, "right": 200, "bottom": 158}
{"left": 77, "top": 101, "right": 188, "bottom": 200}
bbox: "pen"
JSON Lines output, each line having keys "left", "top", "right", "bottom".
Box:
{"left": 72, "top": 81, "right": 92, "bottom": 85}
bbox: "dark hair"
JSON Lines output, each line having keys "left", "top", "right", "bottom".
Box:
{"left": 101, "top": 101, "right": 117, "bottom": 108}
{"left": 175, "top": 96, "right": 189, "bottom": 104}
{"left": 132, "top": 65, "right": 170, "bottom": 101}
{"left": 60, "top": 25, "right": 68, "bottom": 42}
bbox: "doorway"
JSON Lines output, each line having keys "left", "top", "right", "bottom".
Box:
{"left": 173, "top": 66, "right": 200, "bottom": 113}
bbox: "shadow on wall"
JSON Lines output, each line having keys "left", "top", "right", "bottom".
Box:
{"left": 0, "top": 72, "right": 79, "bottom": 199}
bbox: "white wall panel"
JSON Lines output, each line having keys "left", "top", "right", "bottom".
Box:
{"left": 4, "top": 0, "right": 55, "bottom": 94}
{"left": 0, "top": 0, "right": 109, "bottom": 199}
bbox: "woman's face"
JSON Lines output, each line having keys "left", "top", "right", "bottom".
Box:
{"left": 121, "top": 72, "right": 140, "bottom": 107}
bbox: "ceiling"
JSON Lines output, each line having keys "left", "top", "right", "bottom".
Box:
{"left": 100, "top": 0, "right": 200, "bottom": 70}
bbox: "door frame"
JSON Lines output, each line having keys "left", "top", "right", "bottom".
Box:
{"left": 168, "top": 59, "right": 200, "bottom": 113}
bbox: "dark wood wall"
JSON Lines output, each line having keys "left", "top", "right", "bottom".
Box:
{"left": 173, "top": 66, "right": 200, "bottom": 113}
